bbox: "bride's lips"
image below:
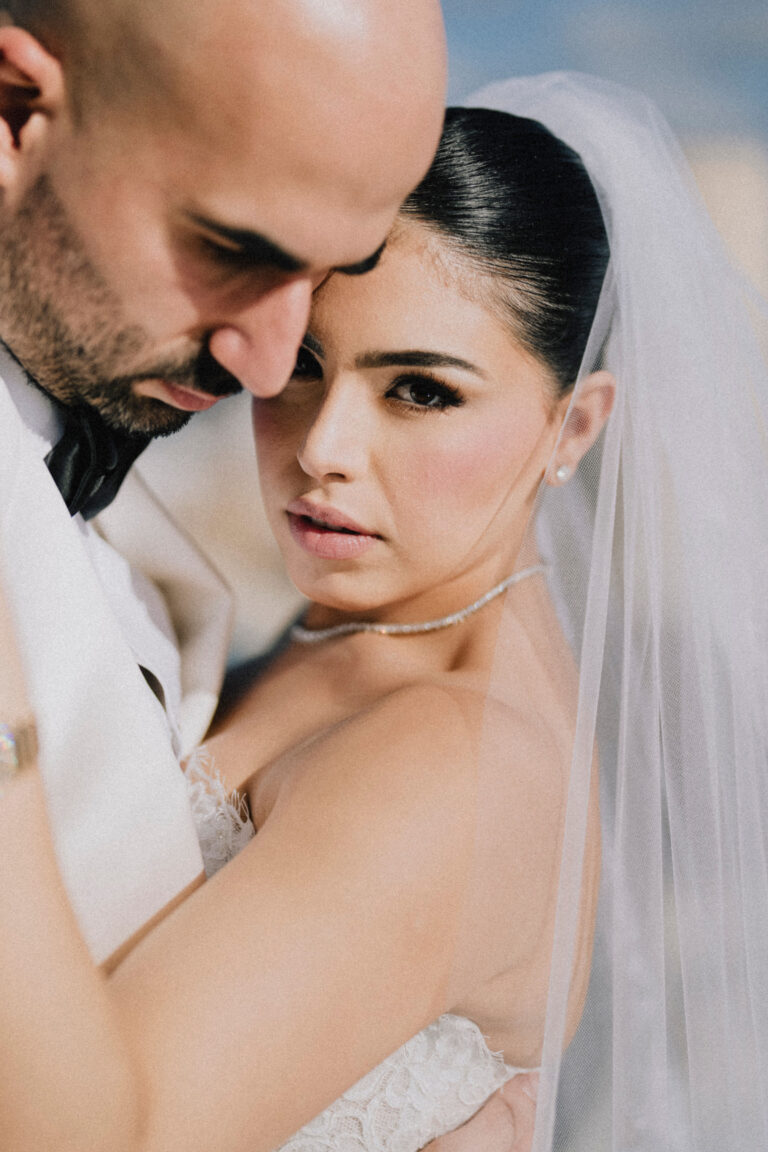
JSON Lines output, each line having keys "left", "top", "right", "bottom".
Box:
{"left": 286, "top": 499, "right": 380, "bottom": 560}
{"left": 133, "top": 379, "right": 232, "bottom": 412}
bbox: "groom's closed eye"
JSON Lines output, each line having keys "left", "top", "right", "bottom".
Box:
{"left": 335, "top": 241, "right": 387, "bottom": 277}
{"left": 185, "top": 211, "right": 386, "bottom": 279}
{"left": 186, "top": 215, "right": 307, "bottom": 274}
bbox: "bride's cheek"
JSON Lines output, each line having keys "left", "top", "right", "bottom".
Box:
{"left": 405, "top": 430, "right": 513, "bottom": 510}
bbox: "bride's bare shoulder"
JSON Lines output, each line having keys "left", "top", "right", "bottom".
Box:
{"left": 268, "top": 681, "right": 480, "bottom": 801}
{"left": 236, "top": 679, "right": 569, "bottom": 1022}
{"left": 258, "top": 680, "right": 564, "bottom": 840}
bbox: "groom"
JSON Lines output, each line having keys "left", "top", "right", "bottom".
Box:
{"left": 0, "top": 0, "right": 535, "bottom": 1147}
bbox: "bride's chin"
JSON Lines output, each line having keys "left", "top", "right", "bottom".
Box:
{"left": 289, "top": 573, "right": 411, "bottom": 631}
{"left": 288, "top": 574, "right": 382, "bottom": 619}
{"left": 298, "top": 593, "right": 386, "bottom": 628}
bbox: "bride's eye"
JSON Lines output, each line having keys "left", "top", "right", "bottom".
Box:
{"left": 387, "top": 375, "right": 465, "bottom": 412}
{"left": 292, "top": 345, "right": 322, "bottom": 379}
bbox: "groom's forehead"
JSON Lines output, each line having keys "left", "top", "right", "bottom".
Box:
{"left": 33, "top": 0, "right": 445, "bottom": 274}
{"left": 35, "top": 0, "right": 445, "bottom": 130}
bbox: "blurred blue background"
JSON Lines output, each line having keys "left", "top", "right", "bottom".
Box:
{"left": 442, "top": 0, "right": 768, "bottom": 144}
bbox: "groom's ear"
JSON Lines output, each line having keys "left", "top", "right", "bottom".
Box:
{"left": 547, "top": 370, "right": 615, "bottom": 485}
{"left": 0, "top": 23, "right": 65, "bottom": 209}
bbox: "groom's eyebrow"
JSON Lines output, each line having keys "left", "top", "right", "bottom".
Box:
{"left": 186, "top": 212, "right": 386, "bottom": 276}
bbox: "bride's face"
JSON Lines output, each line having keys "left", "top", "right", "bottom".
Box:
{"left": 252, "top": 221, "right": 564, "bottom": 619}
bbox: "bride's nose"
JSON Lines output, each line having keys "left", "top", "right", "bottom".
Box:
{"left": 297, "top": 379, "right": 371, "bottom": 482}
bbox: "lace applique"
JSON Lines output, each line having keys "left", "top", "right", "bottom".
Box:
{"left": 277, "top": 1014, "right": 518, "bottom": 1152}
{"left": 185, "top": 746, "right": 255, "bottom": 877}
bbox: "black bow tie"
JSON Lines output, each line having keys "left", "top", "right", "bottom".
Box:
{"left": 45, "top": 403, "right": 151, "bottom": 520}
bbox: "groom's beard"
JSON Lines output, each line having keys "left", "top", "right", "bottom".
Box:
{"left": 0, "top": 174, "right": 242, "bottom": 438}
{"left": 82, "top": 344, "right": 244, "bottom": 438}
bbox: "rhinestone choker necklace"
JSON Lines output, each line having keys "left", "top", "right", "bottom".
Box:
{"left": 290, "top": 564, "right": 547, "bottom": 645}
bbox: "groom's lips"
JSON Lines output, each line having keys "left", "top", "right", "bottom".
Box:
{"left": 134, "top": 378, "right": 236, "bottom": 412}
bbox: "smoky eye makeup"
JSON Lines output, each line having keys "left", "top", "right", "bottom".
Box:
{"left": 385, "top": 373, "right": 466, "bottom": 412}
{"left": 287, "top": 330, "right": 469, "bottom": 408}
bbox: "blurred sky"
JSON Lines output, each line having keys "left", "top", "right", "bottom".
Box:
{"left": 442, "top": 0, "right": 768, "bottom": 144}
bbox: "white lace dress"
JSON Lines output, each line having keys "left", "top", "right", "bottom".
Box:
{"left": 186, "top": 752, "right": 521, "bottom": 1152}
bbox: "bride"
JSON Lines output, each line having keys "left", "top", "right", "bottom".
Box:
{"left": 1, "top": 74, "right": 767, "bottom": 1152}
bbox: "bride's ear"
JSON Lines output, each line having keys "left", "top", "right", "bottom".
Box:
{"left": 547, "top": 370, "right": 615, "bottom": 486}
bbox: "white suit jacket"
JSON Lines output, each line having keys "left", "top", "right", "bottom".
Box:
{"left": 0, "top": 353, "right": 233, "bottom": 965}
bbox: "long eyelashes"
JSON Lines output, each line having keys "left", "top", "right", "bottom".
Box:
{"left": 385, "top": 374, "right": 465, "bottom": 413}
{"left": 290, "top": 348, "right": 466, "bottom": 414}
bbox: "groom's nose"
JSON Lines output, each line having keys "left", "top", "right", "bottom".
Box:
{"left": 208, "top": 277, "right": 314, "bottom": 398}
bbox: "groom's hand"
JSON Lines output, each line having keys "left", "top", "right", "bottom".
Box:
{"left": 421, "top": 1072, "right": 538, "bottom": 1152}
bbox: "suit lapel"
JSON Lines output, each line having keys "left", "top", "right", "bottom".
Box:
{"left": 97, "top": 469, "right": 233, "bottom": 756}
{"left": 0, "top": 381, "right": 204, "bottom": 964}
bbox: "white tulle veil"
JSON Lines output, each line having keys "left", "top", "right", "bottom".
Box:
{"left": 464, "top": 73, "right": 768, "bottom": 1149}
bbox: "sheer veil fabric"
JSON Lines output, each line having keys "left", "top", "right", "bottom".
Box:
{"left": 463, "top": 74, "right": 768, "bottom": 1149}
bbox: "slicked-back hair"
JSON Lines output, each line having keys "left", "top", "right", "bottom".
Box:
{"left": 401, "top": 108, "right": 609, "bottom": 394}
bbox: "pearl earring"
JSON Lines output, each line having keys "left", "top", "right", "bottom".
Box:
{"left": 555, "top": 464, "right": 571, "bottom": 483}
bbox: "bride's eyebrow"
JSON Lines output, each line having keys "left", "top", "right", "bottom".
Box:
{"left": 355, "top": 350, "right": 487, "bottom": 378}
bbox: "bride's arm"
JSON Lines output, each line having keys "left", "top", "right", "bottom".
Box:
{"left": 0, "top": 771, "right": 141, "bottom": 1151}
{"left": 110, "top": 686, "right": 483, "bottom": 1152}
{"left": 0, "top": 601, "right": 558, "bottom": 1152}
{"left": 0, "top": 690, "right": 471, "bottom": 1152}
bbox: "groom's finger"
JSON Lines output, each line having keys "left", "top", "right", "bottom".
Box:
{"left": 500, "top": 1072, "right": 538, "bottom": 1151}
{"left": 422, "top": 1071, "right": 538, "bottom": 1152}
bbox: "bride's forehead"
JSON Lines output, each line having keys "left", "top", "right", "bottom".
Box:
{"left": 311, "top": 225, "right": 504, "bottom": 345}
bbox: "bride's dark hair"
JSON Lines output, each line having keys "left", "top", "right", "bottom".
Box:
{"left": 400, "top": 107, "right": 609, "bottom": 394}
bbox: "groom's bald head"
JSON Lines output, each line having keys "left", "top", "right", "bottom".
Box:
{"left": 4, "top": 0, "right": 445, "bottom": 132}
{"left": 2, "top": 0, "right": 446, "bottom": 263}
{"left": 0, "top": 0, "right": 445, "bottom": 421}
